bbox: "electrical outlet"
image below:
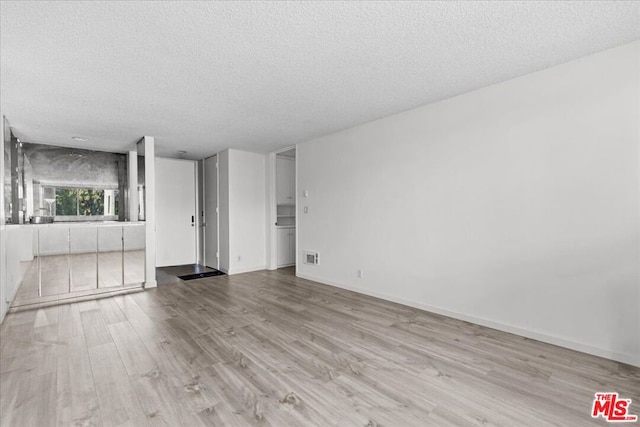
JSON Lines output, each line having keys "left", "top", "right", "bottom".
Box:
{"left": 237, "top": 255, "right": 241, "bottom": 262}
{"left": 357, "top": 269, "right": 363, "bottom": 278}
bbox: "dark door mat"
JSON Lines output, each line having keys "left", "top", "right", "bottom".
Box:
{"left": 178, "top": 270, "right": 225, "bottom": 281}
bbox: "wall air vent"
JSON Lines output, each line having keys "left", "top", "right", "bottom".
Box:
{"left": 304, "top": 251, "right": 319, "bottom": 265}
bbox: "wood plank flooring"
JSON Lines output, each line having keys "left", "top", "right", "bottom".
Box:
{"left": 1, "top": 268, "right": 638, "bottom": 426}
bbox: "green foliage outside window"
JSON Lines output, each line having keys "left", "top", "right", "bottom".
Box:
{"left": 55, "top": 188, "right": 79, "bottom": 215}
{"left": 79, "top": 189, "right": 104, "bottom": 215}
{"left": 55, "top": 188, "right": 108, "bottom": 216}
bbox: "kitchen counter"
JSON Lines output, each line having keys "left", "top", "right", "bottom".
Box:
{"left": 7, "top": 221, "right": 145, "bottom": 229}
{"left": 6, "top": 221, "right": 146, "bottom": 261}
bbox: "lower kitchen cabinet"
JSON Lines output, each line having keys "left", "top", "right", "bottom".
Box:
{"left": 277, "top": 227, "right": 296, "bottom": 267}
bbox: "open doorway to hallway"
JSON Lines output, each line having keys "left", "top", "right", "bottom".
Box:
{"left": 275, "top": 148, "right": 295, "bottom": 268}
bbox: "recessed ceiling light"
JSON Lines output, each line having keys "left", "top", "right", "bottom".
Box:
{"left": 72, "top": 136, "right": 88, "bottom": 141}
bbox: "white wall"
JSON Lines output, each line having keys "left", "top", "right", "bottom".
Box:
{"left": 0, "top": 118, "right": 26, "bottom": 321}
{"left": 218, "top": 150, "right": 230, "bottom": 272}
{"left": 0, "top": 116, "right": 7, "bottom": 322}
{"left": 2, "top": 226, "right": 33, "bottom": 312}
{"left": 138, "top": 136, "right": 156, "bottom": 287}
{"left": 218, "top": 149, "right": 266, "bottom": 274}
{"left": 297, "top": 41, "right": 640, "bottom": 367}
{"left": 196, "top": 159, "right": 205, "bottom": 265}
{"left": 127, "top": 150, "right": 139, "bottom": 221}
{"left": 266, "top": 153, "right": 278, "bottom": 270}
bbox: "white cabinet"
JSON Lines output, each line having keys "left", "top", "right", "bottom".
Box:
{"left": 277, "top": 227, "right": 296, "bottom": 267}
{"left": 276, "top": 157, "right": 295, "bottom": 205}
{"left": 276, "top": 204, "right": 295, "bottom": 227}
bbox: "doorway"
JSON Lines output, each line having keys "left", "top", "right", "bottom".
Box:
{"left": 155, "top": 157, "right": 197, "bottom": 267}
{"left": 275, "top": 148, "right": 296, "bottom": 268}
{"left": 204, "top": 155, "right": 219, "bottom": 269}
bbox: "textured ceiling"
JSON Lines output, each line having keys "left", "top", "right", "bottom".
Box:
{"left": 1, "top": 1, "right": 639, "bottom": 159}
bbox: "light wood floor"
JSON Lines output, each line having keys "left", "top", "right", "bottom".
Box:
{"left": 1, "top": 268, "right": 638, "bottom": 426}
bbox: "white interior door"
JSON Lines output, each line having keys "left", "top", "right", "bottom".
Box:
{"left": 204, "top": 155, "right": 218, "bottom": 269}
{"left": 155, "top": 157, "right": 197, "bottom": 267}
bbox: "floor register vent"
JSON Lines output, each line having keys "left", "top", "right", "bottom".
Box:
{"left": 304, "top": 251, "right": 319, "bottom": 265}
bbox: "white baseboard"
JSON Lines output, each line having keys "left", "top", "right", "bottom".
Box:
{"left": 1, "top": 275, "right": 22, "bottom": 323}
{"left": 144, "top": 280, "right": 157, "bottom": 289}
{"left": 226, "top": 265, "right": 266, "bottom": 275}
{"left": 277, "top": 263, "right": 295, "bottom": 268}
{"left": 297, "top": 272, "right": 640, "bottom": 368}
{"left": 0, "top": 303, "right": 7, "bottom": 324}
{"left": 7, "top": 278, "right": 19, "bottom": 305}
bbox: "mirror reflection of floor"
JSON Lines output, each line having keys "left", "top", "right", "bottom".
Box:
{"left": 12, "top": 250, "right": 145, "bottom": 306}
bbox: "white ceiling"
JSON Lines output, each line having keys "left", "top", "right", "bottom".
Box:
{"left": 1, "top": 1, "right": 639, "bottom": 159}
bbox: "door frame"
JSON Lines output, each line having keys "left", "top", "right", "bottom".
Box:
{"left": 267, "top": 145, "right": 296, "bottom": 271}
{"left": 203, "top": 154, "right": 219, "bottom": 270}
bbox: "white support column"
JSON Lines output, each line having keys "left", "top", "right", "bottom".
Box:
{"left": 266, "top": 152, "right": 277, "bottom": 270}
{"left": 127, "top": 150, "right": 138, "bottom": 221}
{"left": 138, "top": 136, "right": 157, "bottom": 288}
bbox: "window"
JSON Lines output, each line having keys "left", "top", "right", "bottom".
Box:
{"left": 47, "top": 187, "right": 119, "bottom": 217}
